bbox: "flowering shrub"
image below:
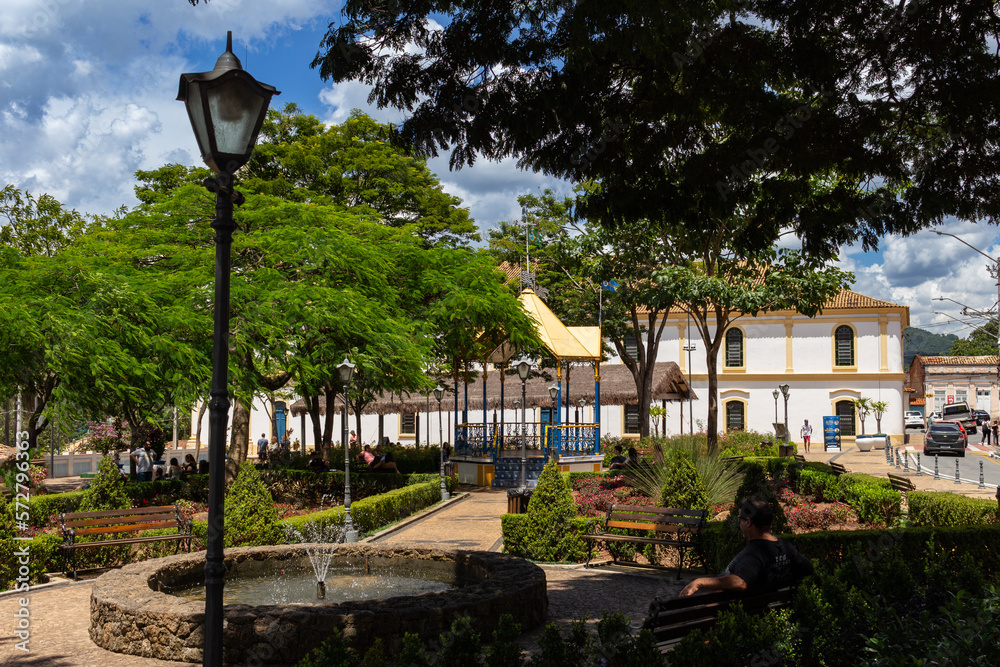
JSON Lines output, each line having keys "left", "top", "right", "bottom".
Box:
{"left": 779, "top": 487, "right": 803, "bottom": 507}
{"left": 573, "top": 475, "right": 650, "bottom": 516}
{"left": 786, "top": 501, "right": 856, "bottom": 531}
{"left": 26, "top": 465, "right": 47, "bottom": 487}
{"left": 84, "top": 421, "right": 132, "bottom": 454}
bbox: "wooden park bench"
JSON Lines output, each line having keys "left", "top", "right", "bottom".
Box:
{"left": 719, "top": 455, "right": 744, "bottom": 466}
{"left": 887, "top": 473, "right": 916, "bottom": 493}
{"left": 642, "top": 586, "right": 797, "bottom": 653}
{"left": 829, "top": 462, "right": 849, "bottom": 476}
{"left": 583, "top": 504, "right": 708, "bottom": 578}
{"left": 59, "top": 505, "right": 193, "bottom": 580}
{"left": 793, "top": 454, "right": 807, "bottom": 465}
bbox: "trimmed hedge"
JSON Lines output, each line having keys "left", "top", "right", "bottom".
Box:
{"left": 501, "top": 513, "right": 589, "bottom": 562}
{"left": 24, "top": 471, "right": 453, "bottom": 528}
{"left": 278, "top": 480, "right": 445, "bottom": 538}
{"left": 837, "top": 473, "right": 901, "bottom": 526}
{"left": 908, "top": 491, "right": 999, "bottom": 527}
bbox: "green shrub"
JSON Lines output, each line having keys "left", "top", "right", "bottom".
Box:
{"left": 670, "top": 606, "right": 796, "bottom": 667}
{"left": 0, "top": 496, "right": 16, "bottom": 589}
{"left": 730, "top": 460, "right": 788, "bottom": 534}
{"left": 523, "top": 461, "right": 586, "bottom": 561}
{"left": 701, "top": 520, "right": 747, "bottom": 573}
{"left": 658, "top": 449, "right": 710, "bottom": 511}
{"left": 796, "top": 467, "right": 842, "bottom": 502}
{"left": 224, "top": 461, "right": 281, "bottom": 547}
{"left": 78, "top": 456, "right": 130, "bottom": 513}
{"left": 908, "top": 491, "right": 999, "bottom": 527}
{"left": 838, "top": 474, "right": 901, "bottom": 527}
{"left": 717, "top": 429, "right": 782, "bottom": 457}
{"left": 862, "top": 586, "right": 1000, "bottom": 666}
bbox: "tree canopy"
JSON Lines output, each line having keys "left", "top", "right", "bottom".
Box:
{"left": 313, "top": 1, "right": 1000, "bottom": 255}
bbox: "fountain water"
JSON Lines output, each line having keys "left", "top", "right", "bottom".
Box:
{"left": 283, "top": 494, "right": 343, "bottom": 599}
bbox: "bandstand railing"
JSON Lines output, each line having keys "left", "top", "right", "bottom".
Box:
{"left": 544, "top": 424, "right": 599, "bottom": 458}
{"left": 454, "top": 422, "right": 600, "bottom": 460}
{"left": 454, "top": 422, "right": 546, "bottom": 458}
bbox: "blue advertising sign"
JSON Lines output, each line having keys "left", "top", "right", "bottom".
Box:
{"left": 823, "top": 416, "right": 841, "bottom": 451}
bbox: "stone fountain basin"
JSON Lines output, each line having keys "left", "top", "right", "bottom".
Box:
{"left": 89, "top": 544, "right": 548, "bottom": 665}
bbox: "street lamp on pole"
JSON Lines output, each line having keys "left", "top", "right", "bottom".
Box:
{"left": 772, "top": 389, "right": 779, "bottom": 426}
{"left": 177, "top": 31, "right": 278, "bottom": 667}
{"left": 779, "top": 384, "right": 790, "bottom": 444}
{"left": 515, "top": 359, "right": 531, "bottom": 488}
{"left": 337, "top": 358, "right": 357, "bottom": 543}
{"left": 434, "top": 385, "right": 448, "bottom": 501}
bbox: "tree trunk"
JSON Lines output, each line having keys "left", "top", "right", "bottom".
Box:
{"left": 322, "top": 386, "right": 337, "bottom": 463}
{"left": 706, "top": 348, "right": 720, "bottom": 454}
{"left": 226, "top": 398, "right": 251, "bottom": 484}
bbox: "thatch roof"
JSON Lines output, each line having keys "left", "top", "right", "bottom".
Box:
{"left": 288, "top": 362, "right": 695, "bottom": 417}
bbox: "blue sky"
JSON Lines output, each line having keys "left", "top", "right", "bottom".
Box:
{"left": 0, "top": 0, "right": 997, "bottom": 337}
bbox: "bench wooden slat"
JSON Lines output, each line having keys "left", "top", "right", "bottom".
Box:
{"left": 829, "top": 462, "right": 849, "bottom": 476}
{"left": 887, "top": 473, "right": 916, "bottom": 492}
{"left": 644, "top": 587, "right": 796, "bottom": 651}
{"left": 72, "top": 521, "right": 180, "bottom": 537}
{"left": 607, "top": 513, "right": 703, "bottom": 526}
{"left": 616, "top": 505, "right": 705, "bottom": 516}
{"left": 65, "top": 512, "right": 178, "bottom": 528}
{"left": 62, "top": 506, "right": 176, "bottom": 520}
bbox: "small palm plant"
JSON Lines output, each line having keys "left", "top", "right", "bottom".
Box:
{"left": 852, "top": 397, "right": 873, "bottom": 435}
{"left": 871, "top": 400, "right": 889, "bottom": 433}
{"left": 626, "top": 439, "right": 745, "bottom": 509}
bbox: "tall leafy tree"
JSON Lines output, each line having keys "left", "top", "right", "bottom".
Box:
{"left": 243, "top": 105, "right": 479, "bottom": 247}
{"left": 310, "top": 1, "right": 1000, "bottom": 255}
{"left": 949, "top": 321, "right": 999, "bottom": 357}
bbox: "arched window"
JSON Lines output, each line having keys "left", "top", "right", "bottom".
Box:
{"left": 725, "top": 328, "right": 744, "bottom": 367}
{"left": 836, "top": 400, "right": 856, "bottom": 436}
{"left": 725, "top": 401, "right": 745, "bottom": 431}
{"left": 835, "top": 326, "right": 855, "bottom": 366}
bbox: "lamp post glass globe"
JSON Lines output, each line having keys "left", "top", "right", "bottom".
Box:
{"left": 435, "top": 385, "right": 448, "bottom": 501}
{"left": 178, "top": 30, "right": 278, "bottom": 667}
{"left": 778, "top": 384, "right": 790, "bottom": 444}
{"left": 177, "top": 32, "right": 279, "bottom": 174}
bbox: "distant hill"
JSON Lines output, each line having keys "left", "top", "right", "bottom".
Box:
{"left": 903, "top": 327, "right": 958, "bottom": 369}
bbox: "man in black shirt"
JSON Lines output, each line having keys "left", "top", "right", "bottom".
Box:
{"left": 608, "top": 445, "right": 628, "bottom": 470}
{"left": 680, "top": 498, "right": 813, "bottom": 597}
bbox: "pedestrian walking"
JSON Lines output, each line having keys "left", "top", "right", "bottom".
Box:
{"left": 256, "top": 432, "right": 269, "bottom": 463}
{"left": 983, "top": 422, "right": 991, "bottom": 447}
{"left": 993, "top": 420, "right": 999, "bottom": 447}
{"left": 800, "top": 419, "right": 813, "bottom": 453}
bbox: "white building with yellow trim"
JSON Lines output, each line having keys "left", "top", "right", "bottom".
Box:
{"left": 603, "top": 289, "right": 909, "bottom": 445}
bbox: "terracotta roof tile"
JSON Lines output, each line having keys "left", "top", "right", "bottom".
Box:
{"left": 823, "top": 289, "right": 904, "bottom": 310}
{"left": 919, "top": 355, "right": 1000, "bottom": 365}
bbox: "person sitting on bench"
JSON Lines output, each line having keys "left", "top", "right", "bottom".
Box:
{"left": 307, "top": 450, "right": 328, "bottom": 473}
{"left": 625, "top": 447, "right": 641, "bottom": 468}
{"left": 680, "top": 497, "right": 813, "bottom": 598}
{"left": 608, "top": 445, "right": 628, "bottom": 470}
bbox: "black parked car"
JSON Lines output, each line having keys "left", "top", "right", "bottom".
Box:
{"left": 924, "top": 421, "right": 967, "bottom": 457}
{"left": 973, "top": 410, "right": 991, "bottom": 426}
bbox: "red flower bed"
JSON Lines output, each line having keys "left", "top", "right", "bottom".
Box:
{"left": 573, "top": 475, "right": 651, "bottom": 516}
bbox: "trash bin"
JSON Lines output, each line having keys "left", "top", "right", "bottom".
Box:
{"left": 778, "top": 443, "right": 793, "bottom": 457}
{"left": 506, "top": 488, "right": 533, "bottom": 514}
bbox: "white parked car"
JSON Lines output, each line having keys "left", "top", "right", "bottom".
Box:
{"left": 927, "top": 411, "right": 942, "bottom": 428}
{"left": 904, "top": 411, "right": 925, "bottom": 429}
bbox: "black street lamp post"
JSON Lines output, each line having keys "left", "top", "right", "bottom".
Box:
{"left": 177, "top": 31, "right": 277, "bottom": 667}
{"left": 434, "top": 385, "right": 448, "bottom": 500}
{"left": 338, "top": 358, "right": 357, "bottom": 543}
{"left": 779, "top": 384, "right": 790, "bottom": 444}
{"left": 772, "top": 389, "right": 779, "bottom": 425}
{"left": 515, "top": 360, "right": 531, "bottom": 488}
